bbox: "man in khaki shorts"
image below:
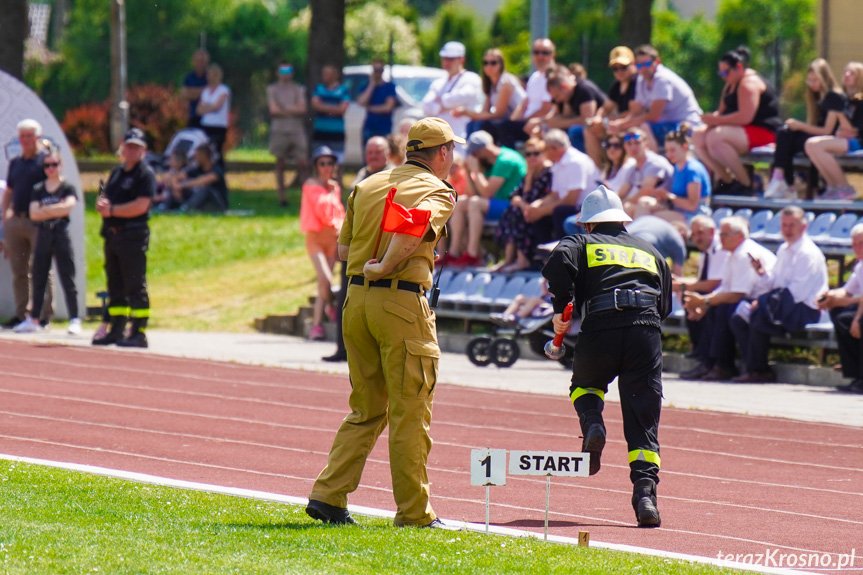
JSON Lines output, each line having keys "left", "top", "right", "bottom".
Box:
{"left": 267, "top": 62, "right": 308, "bottom": 206}
{"left": 306, "top": 118, "right": 462, "bottom": 528}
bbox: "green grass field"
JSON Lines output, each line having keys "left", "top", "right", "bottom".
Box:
{"left": 0, "top": 460, "right": 740, "bottom": 575}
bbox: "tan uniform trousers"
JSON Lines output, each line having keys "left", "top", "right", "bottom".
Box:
{"left": 310, "top": 281, "right": 440, "bottom": 526}
{"left": 4, "top": 215, "right": 53, "bottom": 321}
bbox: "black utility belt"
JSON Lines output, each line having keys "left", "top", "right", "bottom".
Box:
{"left": 36, "top": 220, "right": 69, "bottom": 230}
{"left": 349, "top": 276, "right": 422, "bottom": 293}
{"left": 586, "top": 289, "right": 657, "bottom": 314}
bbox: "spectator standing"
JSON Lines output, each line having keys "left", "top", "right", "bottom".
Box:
{"left": 301, "top": 146, "right": 345, "bottom": 341}
{"left": 357, "top": 59, "right": 398, "bottom": 145}
{"left": 818, "top": 224, "right": 863, "bottom": 394}
{"left": 493, "top": 137, "right": 553, "bottom": 272}
{"left": 529, "top": 65, "right": 606, "bottom": 167}
{"left": 632, "top": 124, "right": 712, "bottom": 223}
{"left": 448, "top": 131, "right": 526, "bottom": 267}
{"left": 764, "top": 58, "right": 845, "bottom": 199}
{"left": 608, "top": 45, "right": 703, "bottom": 150}
{"left": 693, "top": 47, "right": 782, "bottom": 195}
{"left": 421, "top": 41, "right": 484, "bottom": 141}
{"left": 803, "top": 62, "right": 863, "bottom": 200}
{"left": 181, "top": 49, "right": 209, "bottom": 128}
{"left": 197, "top": 64, "right": 231, "bottom": 169}
{"left": 511, "top": 38, "right": 557, "bottom": 133}
{"left": 672, "top": 215, "right": 729, "bottom": 357}
{"left": 268, "top": 62, "right": 309, "bottom": 207}
{"left": 681, "top": 216, "right": 776, "bottom": 380}
{"left": 92, "top": 128, "right": 156, "bottom": 348}
{"left": 14, "top": 149, "right": 80, "bottom": 335}
{"left": 729, "top": 207, "right": 828, "bottom": 383}
{"left": 540, "top": 129, "right": 599, "bottom": 238}
{"left": 322, "top": 137, "right": 393, "bottom": 364}
{"left": 175, "top": 144, "right": 229, "bottom": 213}
{"left": 1, "top": 119, "right": 52, "bottom": 329}
{"left": 615, "top": 128, "right": 674, "bottom": 215}
{"left": 455, "top": 48, "right": 526, "bottom": 148}
{"left": 311, "top": 65, "right": 351, "bottom": 163}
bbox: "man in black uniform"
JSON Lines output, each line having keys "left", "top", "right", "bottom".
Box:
{"left": 542, "top": 185, "right": 671, "bottom": 527}
{"left": 92, "top": 128, "right": 156, "bottom": 348}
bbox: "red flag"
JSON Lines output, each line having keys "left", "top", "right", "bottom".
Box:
{"left": 380, "top": 187, "right": 431, "bottom": 237}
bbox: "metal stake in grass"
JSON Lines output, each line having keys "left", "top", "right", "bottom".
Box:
{"left": 544, "top": 475, "right": 551, "bottom": 541}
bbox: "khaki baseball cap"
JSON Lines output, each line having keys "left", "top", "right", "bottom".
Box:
{"left": 609, "top": 46, "right": 635, "bottom": 67}
{"left": 406, "top": 117, "right": 466, "bottom": 151}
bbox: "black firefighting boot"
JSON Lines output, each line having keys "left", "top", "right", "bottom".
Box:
{"left": 632, "top": 478, "right": 661, "bottom": 527}
{"left": 117, "top": 317, "right": 148, "bottom": 348}
{"left": 578, "top": 410, "right": 606, "bottom": 476}
{"left": 92, "top": 316, "right": 127, "bottom": 346}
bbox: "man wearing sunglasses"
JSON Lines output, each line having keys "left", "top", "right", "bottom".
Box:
{"left": 421, "top": 41, "right": 483, "bottom": 141}
{"left": 607, "top": 45, "right": 702, "bottom": 150}
{"left": 510, "top": 38, "right": 557, "bottom": 129}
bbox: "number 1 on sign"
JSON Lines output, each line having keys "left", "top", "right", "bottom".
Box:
{"left": 481, "top": 455, "right": 491, "bottom": 478}
{"left": 470, "top": 449, "right": 506, "bottom": 486}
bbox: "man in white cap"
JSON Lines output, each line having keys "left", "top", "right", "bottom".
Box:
{"left": 542, "top": 185, "right": 671, "bottom": 528}
{"left": 421, "top": 41, "right": 483, "bottom": 141}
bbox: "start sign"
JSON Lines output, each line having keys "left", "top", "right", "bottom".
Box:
{"left": 508, "top": 451, "right": 590, "bottom": 477}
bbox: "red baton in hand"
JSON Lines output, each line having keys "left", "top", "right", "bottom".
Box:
{"left": 545, "top": 302, "right": 573, "bottom": 360}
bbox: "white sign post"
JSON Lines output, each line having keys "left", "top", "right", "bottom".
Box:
{"left": 508, "top": 450, "right": 589, "bottom": 540}
{"left": 470, "top": 448, "right": 506, "bottom": 533}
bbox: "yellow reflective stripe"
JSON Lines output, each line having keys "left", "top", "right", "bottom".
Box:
{"left": 628, "top": 449, "right": 661, "bottom": 467}
{"left": 129, "top": 308, "right": 150, "bottom": 318}
{"left": 586, "top": 243, "right": 658, "bottom": 274}
{"left": 570, "top": 387, "right": 605, "bottom": 403}
{"left": 108, "top": 306, "right": 130, "bottom": 317}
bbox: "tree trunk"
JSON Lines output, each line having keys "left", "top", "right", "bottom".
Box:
{"left": 0, "top": 0, "right": 29, "bottom": 80}
{"left": 307, "top": 0, "right": 346, "bottom": 93}
{"left": 620, "top": 0, "right": 652, "bottom": 49}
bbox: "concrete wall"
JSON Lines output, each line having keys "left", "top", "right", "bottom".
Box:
{"left": 0, "top": 71, "right": 86, "bottom": 321}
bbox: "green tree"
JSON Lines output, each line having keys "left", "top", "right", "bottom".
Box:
{"left": 0, "top": 0, "right": 28, "bottom": 80}
{"left": 420, "top": 2, "right": 488, "bottom": 72}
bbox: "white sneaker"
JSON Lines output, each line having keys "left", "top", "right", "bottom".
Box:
{"left": 13, "top": 317, "right": 41, "bottom": 333}
{"left": 68, "top": 318, "right": 82, "bottom": 335}
{"left": 764, "top": 178, "right": 790, "bottom": 198}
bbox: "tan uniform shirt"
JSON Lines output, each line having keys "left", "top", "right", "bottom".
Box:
{"left": 339, "top": 161, "right": 454, "bottom": 289}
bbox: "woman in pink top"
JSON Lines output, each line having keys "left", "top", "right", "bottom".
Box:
{"left": 301, "top": 146, "right": 345, "bottom": 340}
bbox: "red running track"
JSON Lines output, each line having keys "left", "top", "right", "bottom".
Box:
{"left": 0, "top": 340, "right": 861, "bottom": 572}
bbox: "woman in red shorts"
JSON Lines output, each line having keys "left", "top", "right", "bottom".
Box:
{"left": 692, "top": 46, "right": 782, "bottom": 195}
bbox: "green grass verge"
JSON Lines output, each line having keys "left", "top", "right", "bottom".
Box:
{"left": 0, "top": 461, "right": 739, "bottom": 575}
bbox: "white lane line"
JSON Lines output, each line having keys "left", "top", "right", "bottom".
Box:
{"left": 2, "top": 386, "right": 860, "bottom": 475}
{"left": 0, "top": 453, "right": 826, "bottom": 575}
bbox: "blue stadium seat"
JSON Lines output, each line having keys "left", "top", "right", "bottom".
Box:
{"left": 518, "top": 276, "right": 546, "bottom": 298}
{"left": 760, "top": 212, "right": 784, "bottom": 242}
{"left": 435, "top": 269, "right": 454, "bottom": 293}
{"left": 439, "top": 271, "right": 473, "bottom": 302}
{"left": 468, "top": 274, "right": 508, "bottom": 304}
{"left": 819, "top": 213, "right": 859, "bottom": 246}
{"left": 748, "top": 210, "right": 773, "bottom": 236}
{"left": 711, "top": 207, "right": 733, "bottom": 226}
{"left": 493, "top": 276, "right": 527, "bottom": 305}
{"left": 733, "top": 208, "right": 753, "bottom": 221}
{"left": 808, "top": 212, "right": 837, "bottom": 238}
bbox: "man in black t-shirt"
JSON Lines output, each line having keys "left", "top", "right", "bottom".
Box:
{"left": 1, "top": 119, "right": 52, "bottom": 328}
{"left": 175, "top": 144, "right": 228, "bottom": 212}
{"left": 93, "top": 128, "right": 156, "bottom": 348}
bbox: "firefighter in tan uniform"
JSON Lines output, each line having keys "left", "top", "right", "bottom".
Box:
{"left": 306, "top": 118, "right": 462, "bottom": 528}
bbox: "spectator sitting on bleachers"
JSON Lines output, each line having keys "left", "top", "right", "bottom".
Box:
{"left": 607, "top": 44, "right": 703, "bottom": 151}
{"left": 491, "top": 280, "right": 552, "bottom": 327}
{"left": 803, "top": 61, "right": 863, "bottom": 200}
{"left": 585, "top": 46, "right": 638, "bottom": 146}
{"left": 541, "top": 129, "right": 600, "bottom": 238}
{"left": 492, "top": 137, "right": 553, "bottom": 272}
{"left": 599, "top": 134, "right": 634, "bottom": 191}
{"left": 421, "top": 40, "right": 484, "bottom": 142}
{"left": 632, "top": 123, "right": 712, "bottom": 223}
{"left": 729, "top": 206, "right": 828, "bottom": 383}
{"left": 680, "top": 216, "right": 776, "bottom": 380}
{"left": 526, "top": 65, "right": 606, "bottom": 167}
{"left": 817, "top": 223, "right": 863, "bottom": 393}
{"left": 764, "top": 58, "right": 846, "bottom": 199}
{"left": 615, "top": 127, "right": 674, "bottom": 217}
{"left": 692, "top": 47, "right": 782, "bottom": 196}
{"left": 386, "top": 134, "right": 406, "bottom": 166}
{"left": 153, "top": 150, "right": 189, "bottom": 211}
{"left": 175, "top": 144, "right": 229, "bottom": 213}
{"left": 455, "top": 48, "right": 526, "bottom": 149}
{"left": 449, "top": 131, "right": 527, "bottom": 267}
{"left": 624, "top": 215, "right": 688, "bottom": 276}
{"left": 672, "top": 215, "right": 729, "bottom": 360}
{"left": 510, "top": 38, "right": 557, "bottom": 136}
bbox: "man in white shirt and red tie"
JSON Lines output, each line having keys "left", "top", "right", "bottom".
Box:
{"left": 729, "top": 206, "right": 828, "bottom": 383}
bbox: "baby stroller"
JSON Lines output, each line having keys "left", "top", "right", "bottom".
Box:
{"left": 146, "top": 128, "right": 212, "bottom": 173}
{"left": 465, "top": 306, "right": 580, "bottom": 369}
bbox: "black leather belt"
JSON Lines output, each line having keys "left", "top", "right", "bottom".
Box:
{"left": 350, "top": 276, "right": 422, "bottom": 293}
{"left": 586, "top": 289, "right": 657, "bottom": 314}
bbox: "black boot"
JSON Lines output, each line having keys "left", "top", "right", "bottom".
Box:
{"left": 632, "top": 478, "right": 661, "bottom": 527}
{"left": 578, "top": 410, "right": 606, "bottom": 476}
{"left": 92, "top": 316, "right": 127, "bottom": 346}
{"left": 117, "top": 317, "right": 148, "bottom": 348}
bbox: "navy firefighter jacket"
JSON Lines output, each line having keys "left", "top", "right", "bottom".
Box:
{"left": 542, "top": 222, "right": 672, "bottom": 333}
